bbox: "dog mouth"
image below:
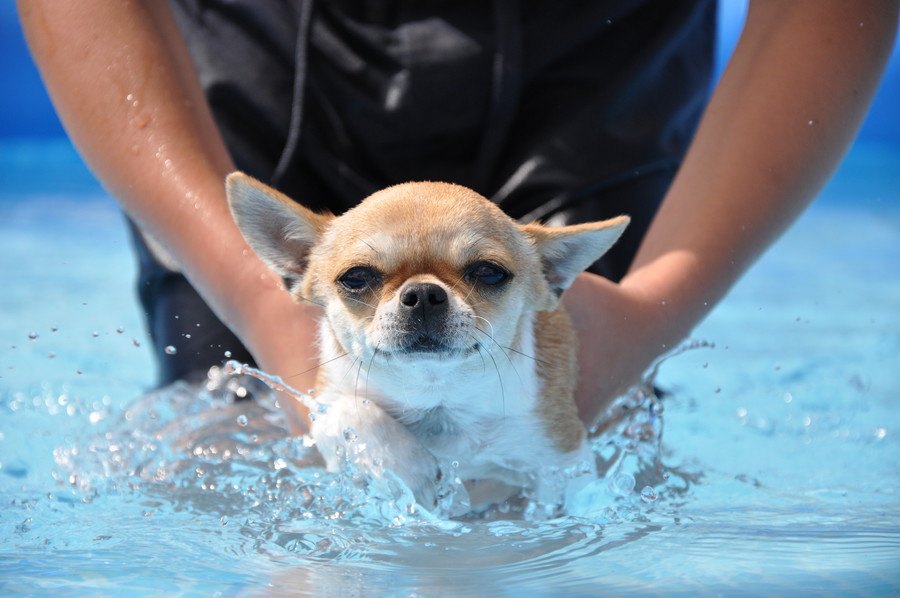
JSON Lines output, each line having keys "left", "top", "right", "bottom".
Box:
{"left": 388, "top": 336, "right": 479, "bottom": 357}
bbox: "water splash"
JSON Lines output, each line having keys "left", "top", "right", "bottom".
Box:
{"left": 223, "top": 360, "right": 324, "bottom": 416}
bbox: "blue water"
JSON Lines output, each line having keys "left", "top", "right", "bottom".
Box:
{"left": 1, "top": 140, "right": 899, "bottom": 595}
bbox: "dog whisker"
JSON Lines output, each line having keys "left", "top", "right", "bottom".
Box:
{"left": 360, "top": 238, "right": 382, "bottom": 257}
{"left": 337, "top": 355, "right": 362, "bottom": 388}
{"left": 501, "top": 346, "right": 549, "bottom": 366}
{"left": 353, "top": 355, "right": 366, "bottom": 408}
{"left": 288, "top": 289, "right": 326, "bottom": 308}
{"left": 471, "top": 314, "right": 496, "bottom": 340}
{"left": 345, "top": 294, "right": 378, "bottom": 309}
{"left": 462, "top": 280, "right": 479, "bottom": 303}
{"left": 468, "top": 333, "right": 487, "bottom": 375}
{"left": 363, "top": 341, "right": 381, "bottom": 411}
{"left": 480, "top": 337, "right": 506, "bottom": 417}
{"left": 473, "top": 324, "right": 525, "bottom": 394}
{"left": 284, "top": 352, "right": 351, "bottom": 380}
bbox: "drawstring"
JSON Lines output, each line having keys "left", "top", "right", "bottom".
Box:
{"left": 272, "top": 0, "right": 314, "bottom": 187}
{"left": 476, "top": 0, "right": 523, "bottom": 194}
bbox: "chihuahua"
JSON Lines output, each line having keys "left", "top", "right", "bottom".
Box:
{"left": 226, "top": 173, "right": 628, "bottom": 514}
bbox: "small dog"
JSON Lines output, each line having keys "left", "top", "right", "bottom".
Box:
{"left": 226, "top": 173, "right": 628, "bottom": 514}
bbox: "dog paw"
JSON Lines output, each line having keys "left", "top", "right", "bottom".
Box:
{"left": 376, "top": 438, "right": 442, "bottom": 510}
{"left": 310, "top": 397, "right": 443, "bottom": 509}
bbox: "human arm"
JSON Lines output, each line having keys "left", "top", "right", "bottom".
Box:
{"left": 567, "top": 0, "right": 899, "bottom": 426}
{"left": 18, "top": 1, "right": 319, "bottom": 429}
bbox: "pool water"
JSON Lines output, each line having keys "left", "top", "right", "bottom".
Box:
{"left": 1, "top": 140, "right": 898, "bottom": 595}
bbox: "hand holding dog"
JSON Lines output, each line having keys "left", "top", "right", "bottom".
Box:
{"left": 20, "top": 1, "right": 897, "bottom": 433}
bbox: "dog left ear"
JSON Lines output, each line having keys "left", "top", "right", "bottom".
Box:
{"left": 522, "top": 216, "right": 630, "bottom": 305}
{"left": 226, "top": 172, "right": 332, "bottom": 284}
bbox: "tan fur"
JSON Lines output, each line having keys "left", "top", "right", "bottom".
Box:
{"left": 534, "top": 309, "right": 584, "bottom": 453}
{"left": 226, "top": 172, "right": 629, "bottom": 510}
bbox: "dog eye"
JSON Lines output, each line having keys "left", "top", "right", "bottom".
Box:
{"left": 338, "top": 266, "right": 380, "bottom": 291}
{"left": 465, "top": 262, "right": 511, "bottom": 286}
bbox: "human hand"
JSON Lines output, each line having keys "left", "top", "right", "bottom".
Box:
{"left": 230, "top": 274, "right": 324, "bottom": 434}
{"left": 563, "top": 272, "right": 672, "bottom": 428}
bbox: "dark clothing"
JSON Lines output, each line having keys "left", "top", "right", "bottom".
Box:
{"left": 135, "top": 0, "right": 716, "bottom": 385}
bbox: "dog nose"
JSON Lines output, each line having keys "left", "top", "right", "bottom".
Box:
{"left": 400, "top": 282, "right": 448, "bottom": 310}
{"left": 397, "top": 282, "right": 451, "bottom": 351}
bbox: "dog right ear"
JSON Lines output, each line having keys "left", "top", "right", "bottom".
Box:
{"left": 226, "top": 172, "right": 331, "bottom": 284}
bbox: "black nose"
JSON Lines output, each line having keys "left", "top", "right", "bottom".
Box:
{"left": 400, "top": 282, "right": 448, "bottom": 310}
{"left": 397, "top": 283, "right": 450, "bottom": 351}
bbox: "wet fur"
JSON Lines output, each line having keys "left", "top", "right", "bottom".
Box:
{"left": 226, "top": 173, "right": 628, "bottom": 512}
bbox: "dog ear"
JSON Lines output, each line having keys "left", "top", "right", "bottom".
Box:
{"left": 226, "top": 172, "right": 331, "bottom": 283}
{"left": 522, "top": 216, "right": 629, "bottom": 306}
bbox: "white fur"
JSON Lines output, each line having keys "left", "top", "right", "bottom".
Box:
{"left": 310, "top": 308, "right": 594, "bottom": 512}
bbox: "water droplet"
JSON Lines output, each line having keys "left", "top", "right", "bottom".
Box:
{"left": 51, "top": 326, "right": 58, "bottom": 333}
{"left": 343, "top": 427, "right": 358, "bottom": 443}
{"left": 131, "top": 338, "right": 141, "bottom": 347}
{"left": 76, "top": 369, "right": 83, "bottom": 376}
{"left": 807, "top": 119, "right": 818, "bottom": 126}
{"left": 27, "top": 332, "right": 38, "bottom": 341}
{"left": 92, "top": 331, "right": 100, "bottom": 338}
{"left": 236, "top": 414, "right": 248, "bottom": 427}
{"left": 273, "top": 458, "right": 287, "bottom": 470}
{"left": 184, "top": 333, "right": 192, "bottom": 339}
{"left": 224, "top": 350, "right": 232, "bottom": 358}
{"left": 640, "top": 486, "right": 658, "bottom": 503}
{"left": 116, "top": 327, "right": 125, "bottom": 334}
{"left": 874, "top": 427, "right": 886, "bottom": 440}
{"left": 164, "top": 345, "right": 177, "bottom": 355}
{"left": 783, "top": 392, "right": 793, "bottom": 403}
{"left": 611, "top": 472, "right": 635, "bottom": 495}
{"left": 47, "top": 353, "right": 55, "bottom": 360}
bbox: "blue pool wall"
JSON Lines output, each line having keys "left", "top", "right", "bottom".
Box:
{"left": 2, "top": 3, "right": 898, "bottom": 149}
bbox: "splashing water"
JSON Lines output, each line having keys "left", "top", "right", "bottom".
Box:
{"left": 0, "top": 338, "right": 705, "bottom": 594}
{"left": 215, "top": 357, "right": 690, "bottom": 520}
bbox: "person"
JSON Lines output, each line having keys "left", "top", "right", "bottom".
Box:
{"left": 19, "top": 1, "right": 898, "bottom": 433}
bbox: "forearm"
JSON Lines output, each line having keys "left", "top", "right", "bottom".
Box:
{"left": 569, "top": 1, "right": 897, "bottom": 425}
{"left": 623, "top": 0, "right": 898, "bottom": 347}
{"left": 19, "top": 1, "right": 314, "bottom": 349}
{"left": 19, "top": 1, "right": 321, "bottom": 420}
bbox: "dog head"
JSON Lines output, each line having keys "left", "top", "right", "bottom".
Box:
{"left": 226, "top": 173, "right": 628, "bottom": 366}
